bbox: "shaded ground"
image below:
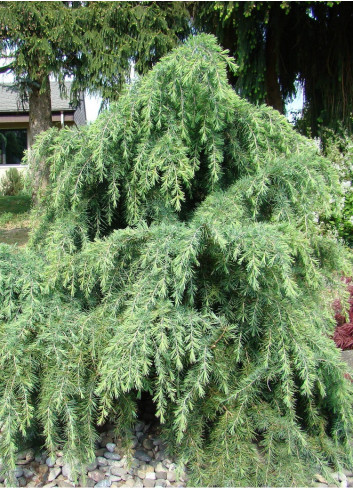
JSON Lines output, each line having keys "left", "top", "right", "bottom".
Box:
{"left": 0, "top": 194, "right": 31, "bottom": 246}
{"left": 342, "top": 349, "right": 353, "bottom": 370}
{"left": 0, "top": 227, "right": 30, "bottom": 246}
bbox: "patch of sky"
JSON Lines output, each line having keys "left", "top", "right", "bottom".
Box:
{"left": 285, "top": 81, "right": 304, "bottom": 123}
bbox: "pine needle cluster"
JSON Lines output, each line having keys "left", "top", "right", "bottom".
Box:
{"left": 1, "top": 35, "right": 353, "bottom": 486}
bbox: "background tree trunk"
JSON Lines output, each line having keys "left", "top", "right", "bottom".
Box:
{"left": 265, "top": 8, "right": 283, "bottom": 113}
{"left": 29, "top": 75, "right": 52, "bottom": 201}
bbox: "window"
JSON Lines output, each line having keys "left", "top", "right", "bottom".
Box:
{"left": 0, "top": 129, "right": 27, "bottom": 165}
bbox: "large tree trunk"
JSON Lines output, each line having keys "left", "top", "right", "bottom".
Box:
{"left": 265, "top": 8, "right": 283, "bottom": 113}
{"left": 29, "top": 75, "right": 52, "bottom": 202}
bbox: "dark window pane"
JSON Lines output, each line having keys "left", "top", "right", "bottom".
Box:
{"left": 0, "top": 129, "right": 27, "bottom": 165}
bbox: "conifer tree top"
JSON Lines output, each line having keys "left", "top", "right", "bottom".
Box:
{"left": 29, "top": 34, "right": 339, "bottom": 239}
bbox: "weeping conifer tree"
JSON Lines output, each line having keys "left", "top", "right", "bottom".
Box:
{"left": 1, "top": 35, "right": 353, "bottom": 487}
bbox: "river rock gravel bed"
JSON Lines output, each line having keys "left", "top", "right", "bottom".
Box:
{"left": 313, "top": 470, "right": 353, "bottom": 488}
{"left": 0, "top": 421, "right": 188, "bottom": 488}
{"left": 1, "top": 419, "right": 353, "bottom": 487}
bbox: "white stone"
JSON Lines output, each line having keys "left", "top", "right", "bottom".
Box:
{"left": 87, "top": 458, "right": 99, "bottom": 471}
{"left": 22, "top": 468, "right": 34, "bottom": 479}
{"left": 61, "top": 464, "right": 71, "bottom": 479}
{"left": 155, "top": 471, "right": 167, "bottom": 480}
{"left": 98, "top": 457, "right": 108, "bottom": 466}
{"left": 166, "top": 472, "right": 176, "bottom": 483}
{"left": 108, "top": 476, "right": 121, "bottom": 482}
{"left": 48, "top": 467, "right": 61, "bottom": 482}
{"left": 46, "top": 457, "right": 55, "bottom": 468}
{"left": 17, "top": 450, "right": 34, "bottom": 462}
{"left": 332, "top": 472, "right": 347, "bottom": 483}
{"left": 43, "top": 482, "right": 58, "bottom": 488}
{"left": 106, "top": 459, "right": 125, "bottom": 467}
{"left": 94, "top": 480, "right": 111, "bottom": 488}
{"left": 110, "top": 467, "right": 128, "bottom": 478}
{"left": 122, "top": 480, "right": 135, "bottom": 488}
{"left": 315, "top": 474, "right": 328, "bottom": 484}
{"left": 88, "top": 470, "right": 105, "bottom": 483}
{"left": 106, "top": 443, "right": 116, "bottom": 453}
{"left": 14, "top": 468, "right": 24, "bottom": 478}
{"left": 155, "top": 463, "right": 165, "bottom": 473}
{"left": 143, "top": 479, "right": 155, "bottom": 488}
{"left": 145, "top": 473, "right": 156, "bottom": 480}
{"left": 104, "top": 452, "right": 121, "bottom": 461}
{"left": 155, "top": 480, "right": 167, "bottom": 488}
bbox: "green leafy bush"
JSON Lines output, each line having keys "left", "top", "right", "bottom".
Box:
{"left": 320, "top": 129, "right": 353, "bottom": 246}
{"left": 0, "top": 167, "right": 24, "bottom": 196}
{"left": 1, "top": 35, "right": 353, "bottom": 486}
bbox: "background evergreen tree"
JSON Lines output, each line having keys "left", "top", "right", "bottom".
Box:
{"left": 191, "top": 1, "right": 353, "bottom": 135}
{"left": 0, "top": 1, "right": 190, "bottom": 194}
{"left": 1, "top": 35, "right": 353, "bottom": 487}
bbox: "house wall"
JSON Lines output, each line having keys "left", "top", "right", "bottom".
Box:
{"left": 73, "top": 97, "right": 87, "bottom": 127}
{"left": 0, "top": 119, "right": 76, "bottom": 182}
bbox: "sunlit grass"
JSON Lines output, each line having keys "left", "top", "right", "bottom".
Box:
{"left": 0, "top": 194, "right": 31, "bottom": 245}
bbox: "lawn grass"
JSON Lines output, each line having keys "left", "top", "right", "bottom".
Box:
{"left": 0, "top": 194, "right": 32, "bottom": 246}
{"left": 0, "top": 194, "right": 31, "bottom": 216}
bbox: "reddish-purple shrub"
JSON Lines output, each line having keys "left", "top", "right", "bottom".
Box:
{"left": 333, "top": 276, "right": 353, "bottom": 350}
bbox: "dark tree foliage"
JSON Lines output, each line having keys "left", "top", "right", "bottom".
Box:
{"left": 1, "top": 35, "right": 353, "bottom": 487}
{"left": 71, "top": 1, "right": 190, "bottom": 102}
{"left": 0, "top": 1, "right": 190, "bottom": 104}
{"left": 191, "top": 1, "right": 353, "bottom": 135}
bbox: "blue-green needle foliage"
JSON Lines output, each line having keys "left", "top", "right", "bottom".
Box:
{"left": 1, "top": 35, "right": 353, "bottom": 486}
